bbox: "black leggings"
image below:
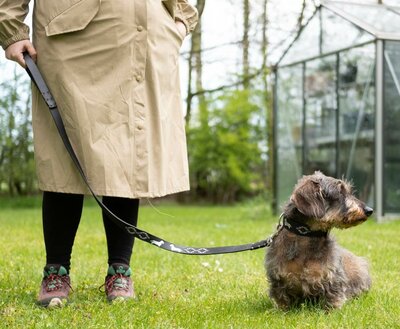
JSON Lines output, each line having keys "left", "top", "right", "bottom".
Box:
{"left": 42, "top": 191, "right": 139, "bottom": 272}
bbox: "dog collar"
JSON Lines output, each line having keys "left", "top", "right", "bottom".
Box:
{"left": 282, "top": 217, "right": 328, "bottom": 238}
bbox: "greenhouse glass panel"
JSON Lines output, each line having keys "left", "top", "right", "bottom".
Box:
{"left": 304, "top": 56, "right": 337, "bottom": 177}
{"left": 326, "top": 1, "right": 400, "bottom": 35}
{"left": 276, "top": 65, "right": 303, "bottom": 207}
{"left": 321, "top": 7, "right": 374, "bottom": 54}
{"left": 383, "top": 41, "right": 400, "bottom": 212}
{"left": 338, "top": 44, "right": 375, "bottom": 204}
{"left": 385, "top": 0, "right": 400, "bottom": 6}
{"left": 280, "top": 13, "right": 321, "bottom": 66}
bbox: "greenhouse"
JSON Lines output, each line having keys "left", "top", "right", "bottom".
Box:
{"left": 273, "top": 0, "right": 400, "bottom": 220}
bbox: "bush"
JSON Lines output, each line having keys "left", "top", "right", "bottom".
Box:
{"left": 187, "top": 90, "right": 267, "bottom": 203}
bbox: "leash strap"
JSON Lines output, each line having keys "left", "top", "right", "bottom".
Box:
{"left": 23, "top": 52, "right": 271, "bottom": 255}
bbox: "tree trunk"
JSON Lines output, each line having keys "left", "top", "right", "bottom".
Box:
{"left": 186, "top": 0, "right": 206, "bottom": 127}
{"left": 261, "top": 0, "right": 273, "bottom": 198}
{"left": 242, "top": 0, "right": 250, "bottom": 89}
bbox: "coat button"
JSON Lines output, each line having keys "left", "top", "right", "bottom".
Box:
{"left": 135, "top": 74, "right": 143, "bottom": 82}
{"left": 137, "top": 25, "right": 144, "bottom": 32}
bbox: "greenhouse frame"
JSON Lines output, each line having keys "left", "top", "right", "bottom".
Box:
{"left": 273, "top": 0, "right": 400, "bottom": 221}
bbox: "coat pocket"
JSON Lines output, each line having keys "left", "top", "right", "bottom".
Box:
{"left": 161, "top": 0, "right": 184, "bottom": 43}
{"left": 162, "top": 0, "right": 176, "bottom": 19}
{"left": 45, "top": 0, "right": 101, "bottom": 37}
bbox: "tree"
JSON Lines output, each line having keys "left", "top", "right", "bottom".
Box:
{"left": 0, "top": 66, "right": 35, "bottom": 195}
{"left": 182, "top": 0, "right": 317, "bottom": 203}
{"left": 260, "top": 0, "right": 273, "bottom": 202}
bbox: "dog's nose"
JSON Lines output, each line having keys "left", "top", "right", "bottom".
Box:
{"left": 364, "top": 206, "right": 373, "bottom": 217}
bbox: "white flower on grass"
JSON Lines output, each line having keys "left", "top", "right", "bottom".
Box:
{"left": 215, "top": 260, "right": 223, "bottom": 273}
{"left": 200, "top": 260, "right": 223, "bottom": 272}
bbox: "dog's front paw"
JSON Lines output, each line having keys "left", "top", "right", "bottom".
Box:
{"left": 325, "top": 295, "right": 347, "bottom": 309}
{"left": 270, "top": 292, "right": 295, "bottom": 311}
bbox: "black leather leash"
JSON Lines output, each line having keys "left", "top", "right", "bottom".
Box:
{"left": 23, "top": 52, "right": 276, "bottom": 255}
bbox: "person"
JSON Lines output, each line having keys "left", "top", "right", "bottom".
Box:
{"left": 0, "top": 0, "right": 198, "bottom": 307}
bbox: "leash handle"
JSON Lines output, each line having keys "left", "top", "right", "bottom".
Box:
{"left": 23, "top": 52, "right": 271, "bottom": 255}
{"left": 24, "top": 54, "right": 57, "bottom": 109}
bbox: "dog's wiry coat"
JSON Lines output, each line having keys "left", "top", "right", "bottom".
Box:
{"left": 266, "top": 171, "right": 372, "bottom": 309}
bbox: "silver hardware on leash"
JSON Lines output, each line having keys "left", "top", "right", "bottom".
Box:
{"left": 264, "top": 213, "right": 284, "bottom": 247}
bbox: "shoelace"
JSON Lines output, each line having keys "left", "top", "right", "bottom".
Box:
{"left": 104, "top": 274, "right": 130, "bottom": 292}
{"left": 44, "top": 274, "right": 72, "bottom": 292}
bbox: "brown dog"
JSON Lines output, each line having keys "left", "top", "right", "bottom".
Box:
{"left": 266, "top": 171, "right": 372, "bottom": 309}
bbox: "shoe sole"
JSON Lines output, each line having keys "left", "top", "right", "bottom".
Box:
{"left": 48, "top": 298, "right": 64, "bottom": 308}
{"left": 110, "top": 296, "right": 126, "bottom": 303}
{"left": 38, "top": 297, "right": 67, "bottom": 308}
{"left": 108, "top": 295, "right": 137, "bottom": 303}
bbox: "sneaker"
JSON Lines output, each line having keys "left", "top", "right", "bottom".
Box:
{"left": 104, "top": 263, "right": 135, "bottom": 302}
{"left": 37, "top": 265, "right": 71, "bottom": 308}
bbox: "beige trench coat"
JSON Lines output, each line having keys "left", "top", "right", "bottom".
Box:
{"left": 0, "top": 0, "right": 198, "bottom": 198}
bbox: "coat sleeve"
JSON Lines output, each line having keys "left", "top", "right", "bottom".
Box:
{"left": 174, "top": 0, "right": 198, "bottom": 35}
{"left": 0, "top": 0, "right": 31, "bottom": 50}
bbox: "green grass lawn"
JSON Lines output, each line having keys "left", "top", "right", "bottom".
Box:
{"left": 0, "top": 197, "right": 399, "bottom": 329}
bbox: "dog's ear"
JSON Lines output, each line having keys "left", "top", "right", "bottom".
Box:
{"left": 291, "top": 178, "right": 325, "bottom": 218}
